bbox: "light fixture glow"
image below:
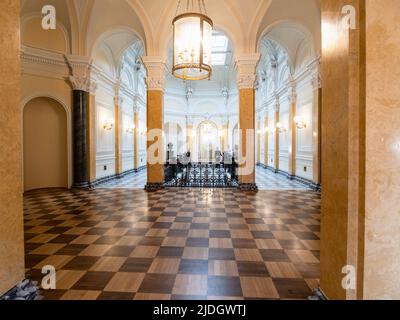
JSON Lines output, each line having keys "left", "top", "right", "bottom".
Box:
{"left": 294, "top": 116, "right": 307, "bottom": 129}
{"left": 276, "top": 122, "right": 287, "bottom": 133}
{"left": 103, "top": 119, "right": 114, "bottom": 131}
{"left": 172, "top": 0, "right": 213, "bottom": 81}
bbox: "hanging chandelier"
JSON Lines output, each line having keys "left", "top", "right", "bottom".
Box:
{"left": 172, "top": 0, "right": 213, "bottom": 81}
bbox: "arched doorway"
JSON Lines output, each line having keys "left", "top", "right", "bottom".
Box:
{"left": 23, "top": 97, "right": 69, "bottom": 191}
{"left": 197, "top": 121, "right": 219, "bottom": 162}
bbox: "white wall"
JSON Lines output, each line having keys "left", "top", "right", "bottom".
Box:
{"left": 295, "top": 78, "right": 314, "bottom": 180}
{"left": 95, "top": 81, "right": 116, "bottom": 179}
{"left": 279, "top": 96, "right": 290, "bottom": 173}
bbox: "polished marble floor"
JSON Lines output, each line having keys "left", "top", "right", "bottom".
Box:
{"left": 24, "top": 188, "right": 320, "bottom": 300}
{"left": 97, "top": 167, "right": 310, "bottom": 190}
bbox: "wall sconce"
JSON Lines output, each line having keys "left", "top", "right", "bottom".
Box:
{"left": 264, "top": 127, "right": 270, "bottom": 135}
{"left": 126, "top": 125, "right": 135, "bottom": 134}
{"left": 276, "top": 122, "right": 287, "bottom": 133}
{"left": 103, "top": 119, "right": 114, "bottom": 131}
{"left": 294, "top": 116, "right": 307, "bottom": 129}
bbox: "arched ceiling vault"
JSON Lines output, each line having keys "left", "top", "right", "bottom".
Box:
{"left": 22, "top": 0, "right": 320, "bottom": 60}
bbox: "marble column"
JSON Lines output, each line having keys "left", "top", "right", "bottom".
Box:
{"left": 263, "top": 111, "right": 269, "bottom": 166}
{"left": 364, "top": 0, "right": 400, "bottom": 300}
{"left": 236, "top": 54, "right": 260, "bottom": 191}
{"left": 114, "top": 91, "right": 123, "bottom": 176}
{"left": 288, "top": 87, "right": 297, "bottom": 177}
{"left": 320, "top": 0, "right": 400, "bottom": 300}
{"left": 67, "top": 58, "right": 97, "bottom": 188}
{"left": 142, "top": 57, "right": 167, "bottom": 191}
{"left": 320, "top": 0, "right": 364, "bottom": 300}
{"left": 87, "top": 93, "right": 97, "bottom": 183}
{"left": 256, "top": 119, "right": 261, "bottom": 164}
{"left": 72, "top": 90, "right": 89, "bottom": 188}
{"left": 312, "top": 76, "right": 322, "bottom": 185}
{"left": 0, "top": 0, "right": 25, "bottom": 296}
{"left": 274, "top": 101, "right": 280, "bottom": 172}
{"left": 133, "top": 104, "right": 140, "bottom": 170}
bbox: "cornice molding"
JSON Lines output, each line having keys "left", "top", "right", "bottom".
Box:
{"left": 21, "top": 46, "right": 67, "bottom": 67}
{"left": 165, "top": 111, "right": 239, "bottom": 119}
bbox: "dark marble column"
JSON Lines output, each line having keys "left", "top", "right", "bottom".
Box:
{"left": 72, "top": 90, "right": 89, "bottom": 188}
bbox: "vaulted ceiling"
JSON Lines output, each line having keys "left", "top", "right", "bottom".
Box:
{"left": 20, "top": 0, "right": 320, "bottom": 57}
{"left": 20, "top": 0, "right": 320, "bottom": 96}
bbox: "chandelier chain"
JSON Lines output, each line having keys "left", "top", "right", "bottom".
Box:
{"left": 202, "top": 0, "right": 208, "bottom": 15}
{"left": 177, "top": 0, "right": 208, "bottom": 15}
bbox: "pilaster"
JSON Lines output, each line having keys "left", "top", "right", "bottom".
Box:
{"left": 236, "top": 54, "right": 260, "bottom": 190}
{"left": 142, "top": 57, "right": 167, "bottom": 190}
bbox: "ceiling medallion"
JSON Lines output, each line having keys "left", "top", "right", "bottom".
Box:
{"left": 172, "top": 0, "right": 213, "bottom": 81}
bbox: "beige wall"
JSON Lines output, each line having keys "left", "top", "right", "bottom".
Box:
{"left": 22, "top": 17, "right": 68, "bottom": 53}
{"left": 364, "top": 0, "right": 400, "bottom": 299}
{"left": 23, "top": 98, "right": 68, "bottom": 191}
{"left": 0, "top": 0, "right": 25, "bottom": 296}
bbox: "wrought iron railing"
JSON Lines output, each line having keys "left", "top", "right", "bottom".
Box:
{"left": 164, "top": 160, "right": 238, "bottom": 188}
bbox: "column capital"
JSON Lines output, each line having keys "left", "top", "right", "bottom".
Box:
{"left": 114, "top": 81, "right": 125, "bottom": 106}
{"left": 311, "top": 72, "right": 322, "bottom": 90}
{"left": 286, "top": 79, "right": 297, "bottom": 104}
{"left": 186, "top": 115, "right": 194, "bottom": 127}
{"left": 274, "top": 96, "right": 280, "bottom": 112}
{"left": 66, "top": 55, "right": 97, "bottom": 93}
{"left": 141, "top": 56, "right": 167, "bottom": 91}
{"left": 235, "top": 54, "right": 261, "bottom": 90}
{"left": 133, "top": 96, "right": 141, "bottom": 113}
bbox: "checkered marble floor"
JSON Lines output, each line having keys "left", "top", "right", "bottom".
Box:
{"left": 24, "top": 188, "right": 320, "bottom": 300}
{"left": 98, "top": 170, "right": 147, "bottom": 189}
{"left": 256, "top": 169, "right": 310, "bottom": 190}
{"left": 97, "top": 168, "right": 310, "bottom": 190}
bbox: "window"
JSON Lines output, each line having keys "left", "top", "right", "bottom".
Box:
{"left": 211, "top": 33, "right": 229, "bottom": 66}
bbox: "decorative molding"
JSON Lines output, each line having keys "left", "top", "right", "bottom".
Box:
{"left": 141, "top": 57, "right": 167, "bottom": 91}
{"left": 274, "top": 97, "right": 280, "bottom": 112}
{"left": 65, "top": 55, "right": 97, "bottom": 93}
{"left": 21, "top": 45, "right": 66, "bottom": 67}
{"left": 235, "top": 54, "right": 261, "bottom": 90}
{"left": 311, "top": 72, "right": 322, "bottom": 90}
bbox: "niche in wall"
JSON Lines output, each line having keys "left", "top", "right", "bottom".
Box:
{"left": 23, "top": 97, "right": 68, "bottom": 191}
